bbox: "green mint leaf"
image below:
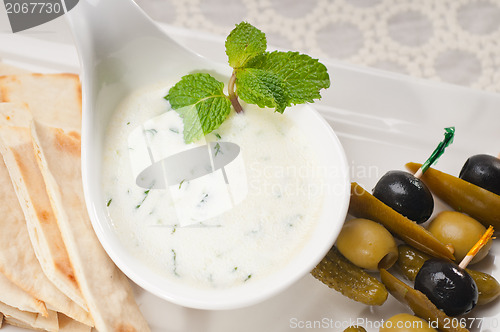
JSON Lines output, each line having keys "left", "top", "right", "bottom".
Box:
{"left": 244, "top": 51, "right": 330, "bottom": 107}
{"left": 235, "top": 68, "right": 288, "bottom": 113}
{"left": 165, "top": 73, "right": 231, "bottom": 143}
{"left": 164, "top": 22, "right": 330, "bottom": 143}
{"left": 226, "top": 22, "right": 267, "bottom": 69}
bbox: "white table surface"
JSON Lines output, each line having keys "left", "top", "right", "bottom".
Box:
{"left": 1, "top": 1, "right": 500, "bottom": 332}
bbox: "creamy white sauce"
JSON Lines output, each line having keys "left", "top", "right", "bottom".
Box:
{"left": 102, "top": 82, "right": 325, "bottom": 289}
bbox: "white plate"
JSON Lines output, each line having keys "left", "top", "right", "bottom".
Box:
{"left": 1, "top": 17, "right": 500, "bottom": 332}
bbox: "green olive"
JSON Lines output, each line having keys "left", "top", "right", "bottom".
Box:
{"left": 427, "top": 211, "right": 492, "bottom": 264}
{"left": 380, "top": 314, "right": 437, "bottom": 331}
{"left": 344, "top": 326, "right": 367, "bottom": 332}
{"left": 336, "top": 218, "right": 398, "bottom": 271}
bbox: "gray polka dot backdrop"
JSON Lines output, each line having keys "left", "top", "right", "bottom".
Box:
{"left": 135, "top": 0, "right": 500, "bottom": 92}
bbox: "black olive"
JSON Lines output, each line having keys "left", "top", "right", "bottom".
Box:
{"left": 459, "top": 154, "right": 500, "bottom": 196}
{"left": 372, "top": 170, "right": 434, "bottom": 223}
{"left": 414, "top": 258, "right": 478, "bottom": 316}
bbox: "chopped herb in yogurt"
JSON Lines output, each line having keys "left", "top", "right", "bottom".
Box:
{"left": 143, "top": 128, "right": 157, "bottom": 137}
{"left": 214, "top": 142, "right": 222, "bottom": 156}
{"left": 136, "top": 189, "right": 151, "bottom": 209}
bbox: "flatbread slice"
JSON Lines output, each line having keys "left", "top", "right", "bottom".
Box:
{"left": 31, "top": 121, "right": 150, "bottom": 332}
{"left": 0, "top": 102, "right": 32, "bottom": 127}
{"left": 0, "top": 312, "right": 3, "bottom": 328}
{"left": 4, "top": 312, "right": 91, "bottom": 332}
{"left": 0, "top": 63, "right": 30, "bottom": 111}
{"left": 0, "top": 301, "right": 58, "bottom": 332}
{"left": 3, "top": 317, "right": 36, "bottom": 331}
{"left": 58, "top": 314, "right": 91, "bottom": 332}
{"left": 0, "top": 271, "right": 47, "bottom": 315}
{"left": 0, "top": 74, "right": 81, "bottom": 131}
{"left": 0, "top": 103, "right": 88, "bottom": 312}
{"left": 0, "top": 157, "right": 92, "bottom": 326}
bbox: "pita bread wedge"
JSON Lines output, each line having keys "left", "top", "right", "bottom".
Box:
{"left": 31, "top": 121, "right": 150, "bottom": 332}
{"left": 0, "top": 102, "right": 32, "bottom": 127}
{"left": 0, "top": 271, "right": 47, "bottom": 315}
{"left": 0, "top": 103, "right": 88, "bottom": 312}
{"left": 3, "top": 317, "right": 36, "bottom": 331}
{"left": 0, "top": 301, "right": 58, "bottom": 332}
{"left": 0, "top": 157, "right": 92, "bottom": 326}
{"left": 0, "top": 73, "right": 81, "bottom": 130}
{"left": 0, "top": 312, "right": 3, "bottom": 328}
{"left": 58, "top": 314, "right": 91, "bottom": 332}
{"left": 0, "top": 63, "right": 30, "bottom": 109}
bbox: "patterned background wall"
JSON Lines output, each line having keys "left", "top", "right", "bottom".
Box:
{"left": 136, "top": 0, "right": 500, "bottom": 93}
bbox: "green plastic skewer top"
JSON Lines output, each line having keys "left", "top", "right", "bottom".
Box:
{"left": 420, "top": 126, "right": 455, "bottom": 175}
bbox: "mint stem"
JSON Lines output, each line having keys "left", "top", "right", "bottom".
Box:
{"left": 415, "top": 126, "right": 455, "bottom": 178}
{"left": 228, "top": 71, "right": 243, "bottom": 113}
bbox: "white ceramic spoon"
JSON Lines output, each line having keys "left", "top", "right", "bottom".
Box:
{"left": 65, "top": 0, "right": 349, "bottom": 309}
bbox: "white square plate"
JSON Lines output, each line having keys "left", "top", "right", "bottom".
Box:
{"left": 1, "top": 17, "right": 499, "bottom": 332}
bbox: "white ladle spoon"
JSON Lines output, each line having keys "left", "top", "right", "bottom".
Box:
{"left": 65, "top": 0, "right": 349, "bottom": 310}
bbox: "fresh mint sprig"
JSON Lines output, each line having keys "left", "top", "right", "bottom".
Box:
{"left": 165, "top": 22, "right": 330, "bottom": 143}
{"left": 166, "top": 73, "right": 231, "bottom": 143}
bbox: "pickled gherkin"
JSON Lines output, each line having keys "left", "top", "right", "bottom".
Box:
{"left": 380, "top": 268, "right": 469, "bottom": 332}
{"left": 311, "top": 247, "right": 388, "bottom": 306}
{"left": 397, "top": 245, "right": 431, "bottom": 282}
{"left": 397, "top": 245, "right": 500, "bottom": 305}
{"left": 406, "top": 162, "right": 500, "bottom": 228}
{"left": 468, "top": 269, "right": 500, "bottom": 305}
{"left": 349, "top": 182, "right": 454, "bottom": 260}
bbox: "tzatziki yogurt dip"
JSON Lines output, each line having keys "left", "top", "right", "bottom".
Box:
{"left": 102, "top": 82, "right": 326, "bottom": 289}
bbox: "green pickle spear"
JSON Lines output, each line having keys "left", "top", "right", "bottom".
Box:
{"left": 398, "top": 245, "right": 500, "bottom": 305}
{"left": 311, "top": 247, "right": 388, "bottom": 306}
{"left": 406, "top": 162, "right": 500, "bottom": 228}
{"left": 397, "top": 245, "right": 432, "bottom": 281}
{"left": 468, "top": 269, "right": 500, "bottom": 305}
{"left": 349, "top": 182, "right": 454, "bottom": 260}
{"left": 379, "top": 268, "right": 469, "bottom": 332}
